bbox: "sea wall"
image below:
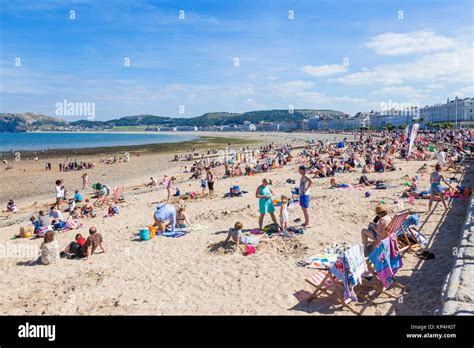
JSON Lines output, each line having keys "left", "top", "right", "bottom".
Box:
{"left": 441, "top": 194, "right": 474, "bottom": 315}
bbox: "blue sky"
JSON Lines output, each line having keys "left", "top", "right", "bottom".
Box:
{"left": 0, "top": 0, "right": 473, "bottom": 120}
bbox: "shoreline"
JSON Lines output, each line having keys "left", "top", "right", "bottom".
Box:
{"left": 0, "top": 135, "right": 258, "bottom": 159}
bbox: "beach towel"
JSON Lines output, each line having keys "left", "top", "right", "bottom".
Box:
{"left": 335, "top": 186, "right": 364, "bottom": 191}
{"left": 344, "top": 244, "right": 367, "bottom": 288}
{"left": 162, "top": 231, "right": 187, "bottom": 238}
{"left": 329, "top": 255, "right": 356, "bottom": 302}
{"left": 329, "top": 244, "right": 367, "bottom": 302}
{"left": 306, "top": 253, "right": 338, "bottom": 269}
{"left": 250, "top": 228, "right": 263, "bottom": 234}
{"left": 190, "top": 224, "right": 208, "bottom": 231}
{"left": 368, "top": 235, "right": 403, "bottom": 288}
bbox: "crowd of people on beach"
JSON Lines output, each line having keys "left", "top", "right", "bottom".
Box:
{"left": 5, "top": 127, "right": 472, "bottom": 266}
{"left": 58, "top": 159, "right": 95, "bottom": 172}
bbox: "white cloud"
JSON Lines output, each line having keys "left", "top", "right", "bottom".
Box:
{"left": 267, "top": 80, "right": 314, "bottom": 96}
{"left": 452, "top": 85, "right": 474, "bottom": 97}
{"left": 331, "top": 45, "right": 474, "bottom": 86}
{"left": 373, "top": 86, "right": 422, "bottom": 95}
{"left": 267, "top": 80, "right": 366, "bottom": 106}
{"left": 297, "top": 92, "right": 367, "bottom": 105}
{"left": 366, "top": 30, "right": 458, "bottom": 56}
{"left": 243, "top": 98, "right": 265, "bottom": 109}
{"left": 300, "top": 64, "right": 348, "bottom": 77}
{"left": 427, "top": 83, "right": 445, "bottom": 90}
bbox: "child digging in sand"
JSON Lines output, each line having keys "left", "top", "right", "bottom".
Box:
{"left": 223, "top": 221, "right": 267, "bottom": 254}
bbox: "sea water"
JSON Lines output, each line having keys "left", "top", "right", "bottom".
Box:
{"left": 0, "top": 132, "right": 199, "bottom": 152}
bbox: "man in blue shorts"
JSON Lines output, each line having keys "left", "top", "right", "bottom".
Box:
{"left": 298, "top": 165, "right": 313, "bottom": 228}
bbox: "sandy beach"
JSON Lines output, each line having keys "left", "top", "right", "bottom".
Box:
{"left": 0, "top": 131, "right": 470, "bottom": 315}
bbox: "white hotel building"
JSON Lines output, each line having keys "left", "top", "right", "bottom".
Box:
{"left": 420, "top": 97, "right": 474, "bottom": 127}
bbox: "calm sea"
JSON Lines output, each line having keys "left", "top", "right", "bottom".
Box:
{"left": 0, "top": 132, "right": 199, "bottom": 152}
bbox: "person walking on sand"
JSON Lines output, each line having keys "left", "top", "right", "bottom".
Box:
{"left": 82, "top": 173, "right": 89, "bottom": 190}
{"left": 298, "top": 165, "right": 313, "bottom": 228}
{"left": 206, "top": 167, "right": 215, "bottom": 197}
{"left": 161, "top": 175, "right": 175, "bottom": 202}
{"left": 54, "top": 180, "right": 62, "bottom": 209}
{"left": 428, "top": 164, "right": 453, "bottom": 211}
{"left": 255, "top": 178, "right": 278, "bottom": 230}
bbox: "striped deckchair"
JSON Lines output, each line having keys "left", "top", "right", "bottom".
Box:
{"left": 396, "top": 215, "right": 426, "bottom": 250}
{"left": 385, "top": 210, "right": 411, "bottom": 252}
{"left": 305, "top": 244, "right": 367, "bottom": 315}
{"left": 214, "top": 166, "right": 224, "bottom": 179}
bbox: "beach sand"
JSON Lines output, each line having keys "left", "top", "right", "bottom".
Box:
{"left": 0, "top": 131, "right": 470, "bottom": 315}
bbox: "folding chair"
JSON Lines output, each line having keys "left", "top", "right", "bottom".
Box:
{"left": 365, "top": 233, "right": 406, "bottom": 298}
{"left": 395, "top": 216, "right": 425, "bottom": 251}
{"left": 384, "top": 210, "right": 411, "bottom": 253}
{"left": 305, "top": 244, "right": 367, "bottom": 315}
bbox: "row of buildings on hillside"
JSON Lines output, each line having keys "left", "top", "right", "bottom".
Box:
{"left": 145, "top": 97, "right": 474, "bottom": 132}
{"left": 309, "top": 97, "right": 474, "bottom": 130}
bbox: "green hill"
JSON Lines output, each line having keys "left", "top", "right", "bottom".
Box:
{"left": 1, "top": 109, "right": 348, "bottom": 131}
{"left": 0, "top": 113, "right": 68, "bottom": 132}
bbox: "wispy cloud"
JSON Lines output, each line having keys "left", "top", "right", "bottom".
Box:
{"left": 366, "top": 30, "right": 459, "bottom": 56}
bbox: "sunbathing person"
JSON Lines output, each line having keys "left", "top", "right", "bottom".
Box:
{"left": 373, "top": 157, "right": 385, "bottom": 172}
{"left": 49, "top": 206, "right": 64, "bottom": 225}
{"left": 329, "top": 178, "right": 351, "bottom": 188}
{"left": 6, "top": 198, "right": 18, "bottom": 213}
{"left": 402, "top": 177, "right": 421, "bottom": 198}
{"left": 38, "top": 231, "right": 60, "bottom": 265}
{"left": 145, "top": 177, "right": 158, "bottom": 187}
{"left": 106, "top": 203, "right": 120, "bottom": 217}
{"left": 80, "top": 227, "right": 105, "bottom": 261}
{"left": 61, "top": 233, "right": 86, "bottom": 259}
{"left": 176, "top": 205, "right": 191, "bottom": 229}
{"left": 65, "top": 208, "right": 82, "bottom": 230}
{"left": 361, "top": 205, "right": 392, "bottom": 253}
{"left": 81, "top": 199, "right": 96, "bottom": 218}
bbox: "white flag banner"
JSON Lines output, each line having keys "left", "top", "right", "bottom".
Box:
{"left": 407, "top": 123, "right": 419, "bottom": 158}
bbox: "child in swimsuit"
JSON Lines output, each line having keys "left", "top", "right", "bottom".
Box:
{"left": 279, "top": 195, "right": 289, "bottom": 232}
{"left": 224, "top": 221, "right": 262, "bottom": 253}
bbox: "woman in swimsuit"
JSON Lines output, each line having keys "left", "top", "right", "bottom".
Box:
{"left": 176, "top": 205, "right": 191, "bottom": 229}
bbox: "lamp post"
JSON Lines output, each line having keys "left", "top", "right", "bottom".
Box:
{"left": 455, "top": 96, "right": 458, "bottom": 129}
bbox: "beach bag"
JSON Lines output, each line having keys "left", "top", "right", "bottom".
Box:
{"left": 375, "top": 182, "right": 387, "bottom": 190}
{"left": 53, "top": 221, "right": 66, "bottom": 230}
{"left": 139, "top": 228, "right": 150, "bottom": 241}
{"left": 20, "top": 226, "right": 34, "bottom": 238}
{"left": 263, "top": 223, "right": 280, "bottom": 234}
